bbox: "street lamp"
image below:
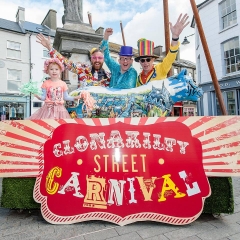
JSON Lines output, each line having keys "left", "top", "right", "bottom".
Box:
{"left": 181, "top": 33, "right": 195, "bottom": 45}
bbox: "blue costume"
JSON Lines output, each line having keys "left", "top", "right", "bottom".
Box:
{"left": 99, "top": 40, "right": 137, "bottom": 89}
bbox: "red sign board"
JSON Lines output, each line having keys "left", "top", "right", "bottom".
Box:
{"left": 34, "top": 121, "right": 210, "bottom": 225}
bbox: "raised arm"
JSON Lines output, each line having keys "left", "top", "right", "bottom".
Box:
{"left": 36, "top": 33, "right": 52, "bottom": 50}
{"left": 36, "top": 34, "right": 92, "bottom": 80}
{"left": 99, "top": 28, "right": 119, "bottom": 71}
{"left": 170, "top": 13, "right": 190, "bottom": 46}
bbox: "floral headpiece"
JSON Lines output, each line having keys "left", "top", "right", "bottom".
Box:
{"left": 43, "top": 58, "right": 65, "bottom": 73}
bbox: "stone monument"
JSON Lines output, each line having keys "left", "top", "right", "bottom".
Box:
{"left": 62, "top": 0, "right": 83, "bottom": 24}
{"left": 53, "top": 0, "right": 104, "bottom": 88}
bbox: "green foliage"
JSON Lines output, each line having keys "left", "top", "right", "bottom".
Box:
{"left": 1, "top": 178, "right": 40, "bottom": 209}
{"left": 203, "top": 177, "right": 234, "bottom": 214}
{"left": 1, "top": 177, "right": 234, "bottom": 214}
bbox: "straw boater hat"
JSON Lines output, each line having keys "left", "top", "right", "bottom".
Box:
{"left": 135, "top": 38, "right": 159, "bottom": 62}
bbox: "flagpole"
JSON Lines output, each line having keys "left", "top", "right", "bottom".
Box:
{"left": 120, "top": 21, "right": 126, "bottom": 46}
{"left": 163, "top": 0, "right": 172, "bottom": 77}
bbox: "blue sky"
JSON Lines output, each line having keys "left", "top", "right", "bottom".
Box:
{"left": 0, "top": 0, "right": 204, "bottom": 63}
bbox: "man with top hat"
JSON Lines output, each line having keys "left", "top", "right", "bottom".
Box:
{"left": 135, "top": 13, "right": 189, "bottom": 87}
{"left": 99, "top": 28, "right": 137, "bottom": 89}
{"left": 36, "top": 33, "right": 110, "bottom": 87}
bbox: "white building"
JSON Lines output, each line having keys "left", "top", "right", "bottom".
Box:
{"left": 0, "top": 7, "right": 56, "bottom": 119}
{"left": 193, "top": 0, "right": 240, "bottom": 116}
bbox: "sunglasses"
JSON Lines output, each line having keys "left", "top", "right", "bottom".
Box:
{"left": 140, "top": 58, "right": 152, "bottom": 63}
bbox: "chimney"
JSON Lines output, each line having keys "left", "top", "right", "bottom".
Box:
{"left": 95, "top": 27, "right": 104, "bottom": 35}
{"left": 41, "top": 9, "right": 57, "bottom": 30}
{"left": 16, "top": 6, "right": 25, "bottom": 23}
{"left": 153, "top": 45, "right": 163, "bottom": 57}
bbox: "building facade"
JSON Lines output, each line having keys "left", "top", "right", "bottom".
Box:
{"left": 194, "top": 0, "right": 240, "bottom": 116}
{"left": 0, "top": 7, "right": 56, "bottom": 120}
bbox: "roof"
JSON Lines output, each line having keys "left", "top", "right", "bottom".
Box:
{"left": 175, "top": 59, "right": 196, "bottom": 68}
{"left": 0, "top": 18, "right": 55, "bottom": 37}
{"left": 197, "top": 0, "right": 211, "bottom": 8}
{"left": 23, "top": 21, "right": 55, "bottom": 37}
{"left": 0, "top": 18, "right": 25, "bottom": 33}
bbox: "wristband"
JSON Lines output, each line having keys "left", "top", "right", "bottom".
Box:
{"left": 172, "top": 37, "right": 179, "bottom": 41}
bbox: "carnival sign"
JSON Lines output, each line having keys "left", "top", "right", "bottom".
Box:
{"left": 34, "top": 120, "right": 210, "bottom": 225}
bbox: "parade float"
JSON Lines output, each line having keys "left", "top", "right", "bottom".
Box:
{"left": 0, "top": 0, "right": 238, "bottom": 226}
{"left": 0, "top": 70, "right": 238, "bottom": 225}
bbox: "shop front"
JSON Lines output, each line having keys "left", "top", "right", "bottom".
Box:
{"left": 199, "top": 75, "right": 240, "bottom": 116}
{"left": 0, "top": 94, "right": 30, "bottom": 120}
{"left": 172, "top": 102, "right": 183, "bottom": 116}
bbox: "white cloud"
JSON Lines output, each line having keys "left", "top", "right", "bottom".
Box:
{"left": 0, "top": 0, "right": 64, "bottom": 26}
{"left": 110, "top": 0, "right": 204, "bottom": 63}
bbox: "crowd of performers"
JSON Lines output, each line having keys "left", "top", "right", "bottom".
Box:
{"left": 26, "top": 14, "right": 190, "bottom": 120}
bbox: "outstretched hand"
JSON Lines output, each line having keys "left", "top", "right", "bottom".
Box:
{"left": 170, "top": 13, "right": 189, "bottom": 39}
{"left": 104, "top": 28, "right": 113, "bottom": 40}
{"left": 36, "top": 33, "right": 52, "bottom": 51}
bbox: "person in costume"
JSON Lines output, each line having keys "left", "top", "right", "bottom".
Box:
{"left": 29, "top": 58, "right": 90, "bottom": 119}
{"left": 135, "top": 13, "right": 189, "bottom": 87}
{"left": 99, "top": 28, "right": 137, "bottom": 89}
{"left": 36, "top": 33, "right": 110, "bottom": 87}
{"left": 87, "top": 47, "right": 111, "bottom": 87}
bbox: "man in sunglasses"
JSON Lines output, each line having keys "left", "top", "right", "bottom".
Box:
{"left": 36, "top": 33, "right": 110, "bottom": 87}
{"left": 99, "top": 28, "right": 137, "bottom": 89}
{"left": 135, "top": 13, "right": 189, "bottom": 87}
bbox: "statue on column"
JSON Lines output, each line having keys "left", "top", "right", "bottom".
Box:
{"left": 62, "top": 0, "right": 83, "bottom": 24}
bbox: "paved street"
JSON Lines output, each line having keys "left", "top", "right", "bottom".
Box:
{"left": 0, "top": 177, "right": 240, "bottom": 240}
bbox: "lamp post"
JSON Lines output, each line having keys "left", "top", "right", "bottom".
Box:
{"left": 181, "top": 33, "right": 195, "bottom": 45}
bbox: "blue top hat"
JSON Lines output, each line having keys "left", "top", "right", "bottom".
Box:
{"left": 119, "top": 46, "right": 134, "bottom": 56}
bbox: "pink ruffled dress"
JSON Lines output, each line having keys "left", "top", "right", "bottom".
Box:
{"left": 29, "top": 79, "right": 71, "bottom": 120}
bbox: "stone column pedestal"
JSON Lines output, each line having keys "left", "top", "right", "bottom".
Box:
{"left": 53, "top": 23, "right": 104, "bottom": 89}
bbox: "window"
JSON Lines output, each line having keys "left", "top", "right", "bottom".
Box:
{"left": 33, "top": 102, "right": 42, "bottom": 108}
{"left": 174, "top": 68, "right": 178, "bottom": 75}
{"left": 226, "top": 91, "right": 236, "bottom": 115}
{"left": 7, "top": 41, "right": 21, "bottom": 59}
{"left": 220, "top": 0, "right": 237, "bottom": 29}
{"left": 7, "top": 69, "right": 21, "bottom": 91}
{"left": 183, "top": 107, "right": 195, "bottom": 116}
{"left": 189, "top": 72, "right": 192, "bottom": 77}
{"left": 223, "top": 37, "right": 240, "bottom": 74}
{"left": 43, "top": 47, "right": 50, "bottom": 58}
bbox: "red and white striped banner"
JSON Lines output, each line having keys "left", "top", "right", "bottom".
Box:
{"left": 0, "top": 116, "right": 240, "bottom": 178}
